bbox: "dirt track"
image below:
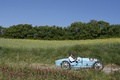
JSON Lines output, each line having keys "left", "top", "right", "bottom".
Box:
{"left": 102, "top": 64, "right": 120, "bottom": 74}
{"left": 103, "top": 67, "right": 120, "bottom": 74}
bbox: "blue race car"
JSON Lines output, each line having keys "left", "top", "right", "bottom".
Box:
{"left": 55, "top": 56, "right": 104, "bottom": 70}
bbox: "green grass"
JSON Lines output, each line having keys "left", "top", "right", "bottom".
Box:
{"left": 0, "top": 38, "right": 120, "bottom": 49}
{"left": 0, "top": 38, "right": 120, "bottom": 80}
{"left": 0, "top": 38, "right": 120, "bottom": 64}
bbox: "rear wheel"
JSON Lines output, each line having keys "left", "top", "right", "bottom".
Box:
{"left": 93, "top": 61, "right": 104, "bottom": 71}
{"left": 61, "top": 61, "right": 70, "bottom": 70}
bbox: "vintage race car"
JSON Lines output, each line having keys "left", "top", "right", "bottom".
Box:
{"left": 55, "top": 56, "right": 104, "bottom": 70}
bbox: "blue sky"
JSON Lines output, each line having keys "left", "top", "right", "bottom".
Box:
{"left": 0, "top": 0, "right": 120, "bottom": 27}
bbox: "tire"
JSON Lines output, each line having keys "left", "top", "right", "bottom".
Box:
{"left": 61, "top": 61, "right": 71, "bottom": 70}
{"left": 93, "top": 61, "right": 104, "bottom": 71}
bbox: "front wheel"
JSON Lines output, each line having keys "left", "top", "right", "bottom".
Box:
{"left": 93, "top": 61, "right": 104, "bottom": 71}
{"left": 61, "top": 61, "right": 71, "bottom": 70}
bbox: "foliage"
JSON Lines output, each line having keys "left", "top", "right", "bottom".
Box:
{"left": 1, "top": 20, "right": 120, "bottom": 40}
{"left": 0, "top": 26, "right": 4, "bottom": 37}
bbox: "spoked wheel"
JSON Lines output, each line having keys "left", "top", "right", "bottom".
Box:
{"left": 93, "top": 61, "right": 104, "bottom": 71}
{"left": 61, "top": 61, "right": 71, "bottom": 70}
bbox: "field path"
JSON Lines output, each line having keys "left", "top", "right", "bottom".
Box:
{"left": 102, "top": 64, "right": 120, "bottom": 74}
{"left": 103, "top": 67, "right": 120, "bottom": 74}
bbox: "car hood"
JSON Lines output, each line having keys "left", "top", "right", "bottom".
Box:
{"left": 82, "top": 58, "right": 98, "bottom": 62}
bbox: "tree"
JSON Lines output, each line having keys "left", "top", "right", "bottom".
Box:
{"left": 86, "top": 20, "right": 101, "bottom": 39}
{"left": 108, "top": 25, "right": 120, "bottom": 37}
{"left": 4, "top": 24, "right": 33, "bottom": 38}
{"left": 97, "top": 21, "right": 110, "bottom": 38}
{"left": 68, "top": 22, "right": 87, "bottom": 39}
{"left": 2, "top": 20, "right": 120, "bottom": 40}
{"left": 0, "top": 26, "right": 4, "bottom": 37}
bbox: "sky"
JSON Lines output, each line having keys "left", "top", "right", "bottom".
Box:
{"left": 0, "top": 0, "right": 120, "bottom": 27}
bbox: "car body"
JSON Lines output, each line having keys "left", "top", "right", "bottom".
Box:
{"left": 55, "top": 56, "right": 104, "bottom": 70}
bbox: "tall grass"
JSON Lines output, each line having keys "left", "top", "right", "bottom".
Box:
{"left": 0, "top": 38, "right": 120, "bottom": 64}
{"left": 0, "top": 38, "right": 120, "bottom": 49}
{"left": 0, "top": 65, "right": 119, "bottom": 80}
{"left": 0, "top": 38, "right": 120, "bottom": 79}
{"left": 0, "top": 65, "right": 83, "bottom": 80}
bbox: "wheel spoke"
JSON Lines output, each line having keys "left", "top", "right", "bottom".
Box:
{"left": 61, "top": 61, "right": 70, "bottom": 70}
{"left": 94, "top": 62, "right": 103, "bottom": 70}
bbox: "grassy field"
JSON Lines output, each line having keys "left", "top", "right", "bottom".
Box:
{"left": 0, "top": 38, "right": 120, "bottom": 49}
{"left": 0, "top": 38, "right": 120, "bottom": 64}
{"left": 0, "top": 38, "right": 120, "bottom": 80}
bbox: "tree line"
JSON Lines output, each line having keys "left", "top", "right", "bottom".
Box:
{"left": 0, "top": 20, "right": 120, "bottom": 40}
